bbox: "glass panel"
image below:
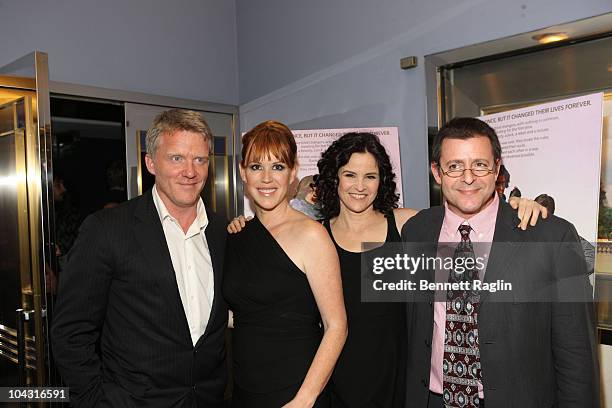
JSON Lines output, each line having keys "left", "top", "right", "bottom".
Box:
{"left": 441, "top": 36, "right": 612, "bottom": 121}
{"left": 138, "top": 129, "right": 154, "bottom": 194}
{"left": 0, "top": 132, "right": 20, "bottom": 323}
{"left": 212, "top": 136, "right": 230, "bottom": 219}
{"left": 201, "top": 113, "right": 234, "bottom": 218}
{"left": 15, "top": 99, "right": 25, "bottom": 129}
{"left": 50, "top": 97, "right": 126, "bottom": 218}
{"left": 596, "top": 96, "right": 612, "bottom": 330}
{"left": 0, "top": 103, "right": 22, "bottom": 385}
{"left": 0, "top": 104, "right": 13, "bottom": 134}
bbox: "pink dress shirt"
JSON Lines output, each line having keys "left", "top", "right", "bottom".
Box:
{"left": 429, "top": 194, "right": 499, "bottom": 398}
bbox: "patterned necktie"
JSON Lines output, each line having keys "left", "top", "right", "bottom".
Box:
{"left": 443, "top": 224, "right": 482, "bottom": 408}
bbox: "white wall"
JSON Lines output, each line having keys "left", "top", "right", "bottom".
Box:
{"left": 236, "top": 0, "right": 612, "bottom": 209}
{"left": 0, "top": 0, "right": 238, "bottom": 105}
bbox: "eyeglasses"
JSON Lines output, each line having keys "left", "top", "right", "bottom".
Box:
{"left": 439, "top": 165, "right": 495, "bottom": 178}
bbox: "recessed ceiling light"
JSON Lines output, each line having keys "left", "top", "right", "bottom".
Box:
{"left": 532, "top": 32, "right": 569, "bottom": 44}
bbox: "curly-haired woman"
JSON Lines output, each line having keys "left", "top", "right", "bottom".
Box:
{"left": 315, "top": 132, "right": 414, "bottom": 407}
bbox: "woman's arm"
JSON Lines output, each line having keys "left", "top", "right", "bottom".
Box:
{"left": 284, "top": 222, "right": 347, "bottom": 407}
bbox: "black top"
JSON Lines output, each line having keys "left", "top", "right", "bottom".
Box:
{"left": 324, "top": 212, "right": 407, "bottom": 408}
{"left": 223, "top": 217, "right": 323, "bottom": 393}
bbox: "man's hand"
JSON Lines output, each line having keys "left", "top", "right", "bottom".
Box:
{"left": 508, "top": 197, "right": 548, "bottom": 230}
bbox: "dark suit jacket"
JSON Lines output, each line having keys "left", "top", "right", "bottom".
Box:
{"left": 401, "top": 200, "right": 599, "bottom": 408}
{"left": 51, "top": 190, "right": 228, "bottom": 407}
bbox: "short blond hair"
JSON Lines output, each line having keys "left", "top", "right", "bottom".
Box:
{"left": 146, "top": 109, "right": 212, "bottom": 157}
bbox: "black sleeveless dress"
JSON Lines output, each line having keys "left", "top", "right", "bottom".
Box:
{"left": 324, "top": 213, "right": 407, "bottom": 408}
{"left": 223, "top": 217, "right": 330, "bottom": 407}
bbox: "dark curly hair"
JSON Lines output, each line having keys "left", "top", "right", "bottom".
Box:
{"left": 316, "top": 132, "right": 399, "bottom": 218}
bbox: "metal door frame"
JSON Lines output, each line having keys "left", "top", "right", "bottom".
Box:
{"left": 0, "top": 51, "right": 53, "bottom": 386}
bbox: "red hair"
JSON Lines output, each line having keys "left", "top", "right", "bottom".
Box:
{"left": 241, "top": 120, "right": 297, "bottom": 168}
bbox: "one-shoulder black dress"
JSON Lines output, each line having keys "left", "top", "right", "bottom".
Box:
{"left": 223, "top": 217, "right": 330, "bottom": 407}
{"left": 324, "top": 213, "right": 407, "bottom": 408}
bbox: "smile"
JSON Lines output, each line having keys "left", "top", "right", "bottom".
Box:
{"left": 349, "top": 193, "right": 368, "bottom": 200}
{"left": 458, "top": 189, "right": 479, "bottom": 195}
{"left": 257, "top": 188, "right": 277, "bottom": 196}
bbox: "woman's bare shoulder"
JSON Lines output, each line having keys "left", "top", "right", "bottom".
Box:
{"left": 291, "top": 215, "right": 328, "bottom": 240}
{"left": 279, "top": 211, "right": 328, "bottom": 247}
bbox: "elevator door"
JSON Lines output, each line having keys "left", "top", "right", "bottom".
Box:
{"left": 0, "top": 52, "right": 53, "bottom": 387}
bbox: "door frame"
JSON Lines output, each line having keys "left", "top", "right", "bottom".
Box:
{"left": 0, "top": 51, "right": 53, "bottom": 386}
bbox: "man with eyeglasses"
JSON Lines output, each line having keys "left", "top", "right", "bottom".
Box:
{"left": 401, "top": 117, "right": 598, "bottom": 407}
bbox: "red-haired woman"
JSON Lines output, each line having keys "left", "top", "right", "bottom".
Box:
{"left": 223, "top": 120, "right": 347, "bottom": 407}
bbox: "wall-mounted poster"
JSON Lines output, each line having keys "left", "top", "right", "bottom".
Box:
{"left": 243, "top": 127, "right": 403, "bottom": 218}
{"left": 480, "top": 92, "right": 604, "bottom": 243}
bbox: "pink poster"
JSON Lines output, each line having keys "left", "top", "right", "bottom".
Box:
{"left": 480, "top": 93, "right": 603, "bottom": 242}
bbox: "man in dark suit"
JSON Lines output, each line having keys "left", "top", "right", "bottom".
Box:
{"left": 402, "top": 118, "right": 599, "bottom": 407}
{"left": 52, "top": 109, "right": 227, "bottom": 407}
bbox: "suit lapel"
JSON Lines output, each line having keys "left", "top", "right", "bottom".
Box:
{"left": 480, "top": 200, "right": 524, "bottom": 303}
{"left": 409, "top": 207, "right": 444, "bottom": 302}
{"left": 425, "top": 206, "right": 446, "bottom": 244}
{"left": 133, "top": 191, "right": 191, "bottom": 339}
{"left": 426, "top": 207, "right": 445, "bottom": 280}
